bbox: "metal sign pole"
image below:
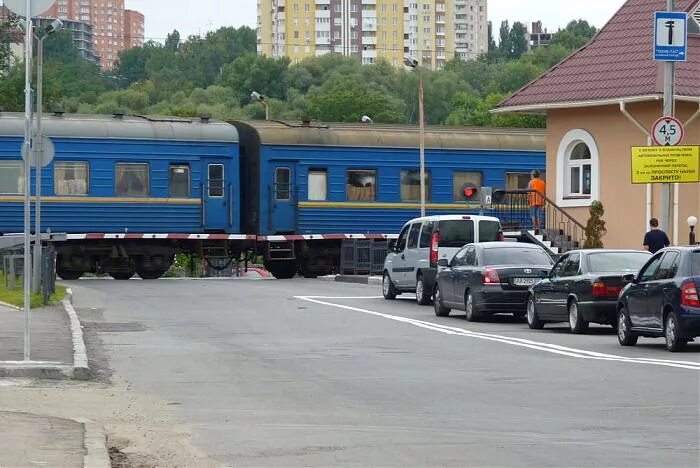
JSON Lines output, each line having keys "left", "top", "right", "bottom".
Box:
{"left": 22, "top": 0, "right": 33, "bottom": 362}
{"left": 661, "top": 0, "right": 675, "bottom": 235}
{"left": 32, "top": 35, "right": 45, "bottom": 294}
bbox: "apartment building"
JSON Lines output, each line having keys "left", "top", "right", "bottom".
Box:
{"left": 257, "top": 0, "right": 488, "bottom": 69}
{"left": 42, "top": 0, "right": 145, "bottom": 69}
{"left": 0, "top": 5, "right": 98, "bottom": 65}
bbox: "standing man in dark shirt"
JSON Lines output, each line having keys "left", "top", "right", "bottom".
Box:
{"left": 643, "top": 218, "right": 670, "bottom": 253}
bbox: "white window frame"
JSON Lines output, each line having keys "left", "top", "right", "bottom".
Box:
{"left": 556, "top": 129, "right": 600, "bottom": 208}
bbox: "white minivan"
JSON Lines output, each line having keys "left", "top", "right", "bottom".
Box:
{"left": 382, "top": 215, "right": 504, "bottom": 304}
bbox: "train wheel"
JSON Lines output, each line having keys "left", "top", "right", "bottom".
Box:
{"left": 137, "top": 270, "right": 167, "bottom": 280}
{"left": 265, "top": 261, "right": 297, "bottom": 279}
{"left": 109, "top": 271, "right": 135, "bottom": 281}
{"left": 57, "top": 269, "right": 83, "bottom": 281}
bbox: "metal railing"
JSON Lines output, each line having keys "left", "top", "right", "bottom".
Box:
{"left": 340, "top": 239, "right": 388, "bottom": 275}
{"left": 492, "top": 190, "right": 586, "bottom": 253}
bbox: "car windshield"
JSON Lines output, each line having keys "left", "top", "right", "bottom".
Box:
{"left": 692, "top": 251, "right": 700, "bottom": 276}
{"left": 438, "top": 220, "right": 474, "bottom": 247}
{"left": 587, "top": 252, "right": 651, "bottom": 273}
{"left": 482, "top": 247, "right": 553, "bottom": 266}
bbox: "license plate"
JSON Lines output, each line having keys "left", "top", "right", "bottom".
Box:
{"left": 512, "top": 278, "right": 538, "bottom": 286}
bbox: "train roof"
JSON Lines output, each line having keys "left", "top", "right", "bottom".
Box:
{"left": 231, "top": 120, "right": 545, "bottom": 151}
{"left": 0, "top": 112, "right": 238, "bottom": 142}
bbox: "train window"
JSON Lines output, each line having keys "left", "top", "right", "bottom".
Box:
{"left": 275, "top": 167, "right": 291, "bottom": 200}
{"left": 115, "top": 163, "right": 149, "bottom": 197}
{"left": 400, "top": 169, "right": 431, "bottom": 201}
{"left": 169, "top": 165, "right": 190, "bottom": 198}
{"left": 208, "top": 164, "right": 224, "bottom": 198}
{"left": 506, "top": 172, "right": 531, "bottom": 190}
{"left": 347, "top": 169, "right": 376, "bottom": 201}
{"left": 453, "top": 172, "right": 482, "bottom": 201}
{"left": 55, "top": 162, "right": 88, "bottom": 195}
{"left": 308, "top": 170, "right": 327, "bottom": 201}
{"left": 0, "top": 161, "right": 23, "bottom": 194}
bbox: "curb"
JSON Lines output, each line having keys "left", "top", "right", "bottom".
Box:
{"left": 319, "top": 275, "right": 383, "bottom": 285}
{"left": 0, "top": 300, "right": 20, "bottom": 310}
{"left": 62, "top": 288, "right": 90, "bottom": 380}
{"left": 73, "top": 418, "right": 111, "bottom": 468}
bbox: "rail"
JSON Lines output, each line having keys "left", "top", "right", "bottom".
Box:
{"left": 492, "top": 190, "right": 586, "bottom": 253}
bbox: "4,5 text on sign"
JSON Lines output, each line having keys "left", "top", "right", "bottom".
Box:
{"left": 631, "top": 146, "right": 700, "bottom": 184}
{"left": 652, "top": 116, "right": 684, "bottom": 146}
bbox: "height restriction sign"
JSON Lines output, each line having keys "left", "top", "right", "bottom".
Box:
{"left": 652, "top": 116, "right": 684, "bottom": 146}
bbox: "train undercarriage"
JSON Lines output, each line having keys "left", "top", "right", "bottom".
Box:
{"left": 54, "top": 237, "right": 348, "bottom": 280}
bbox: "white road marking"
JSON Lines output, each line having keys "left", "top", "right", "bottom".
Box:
{"left": 296, "top": 296, "right": 700, "bottom": 371}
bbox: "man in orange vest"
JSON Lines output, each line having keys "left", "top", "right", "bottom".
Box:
{"left": 527, "top": 170, "right": 546, "bottom": 232}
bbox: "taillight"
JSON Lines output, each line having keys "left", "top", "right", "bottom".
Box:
{"left": 498, "top": 231, "right": 505, "bottom": 242}
{"left": 483, "top": 269, "right": 500, "bottom": 284}
{"left": 681, "top": 282, "right": 700, "bottom": 308}
{"left": 430, "top": 231, "right": 439, "bottom": 267}
{"left": 592, "top": 282, "right": 623, "bottom": 298}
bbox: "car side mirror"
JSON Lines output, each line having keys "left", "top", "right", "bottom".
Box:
{"left": 437, "top": 259, "right": 449, "bottom": 268}
{"left": 539, "top": 270, "right": 549, "bottom": 279}
{"left": 388, "top": 239, "right": 396, "bottom": 252}
{"left": 623, "top": 273, "right": 636, "bottom": 284}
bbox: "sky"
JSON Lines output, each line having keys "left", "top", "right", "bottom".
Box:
{"left": 125, "top": 0, "right": 628, "bottom": 43}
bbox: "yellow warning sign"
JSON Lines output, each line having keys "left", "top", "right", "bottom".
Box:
{"left": 631, "top": 146, "right": 700, "bottom": 184}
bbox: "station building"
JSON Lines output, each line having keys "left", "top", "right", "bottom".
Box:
{"left": 495, "top": 0, "right": 700, "bottom": 249}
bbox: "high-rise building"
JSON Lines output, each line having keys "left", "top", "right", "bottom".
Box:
{"left": 257, "top": 0, "right": 488, "bottom": 69}
{"left": 0, "top": 5, "right": 98, "bottom": 66}
{"left": 42, "top": 0, "right": 144, "bottom": 69}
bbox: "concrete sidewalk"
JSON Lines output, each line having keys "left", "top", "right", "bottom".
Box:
{"left": 0, "top": 302, "right": 75, "bottom": 379}
{"left": 0, "top": 411, "right": 109, "bottom": 468}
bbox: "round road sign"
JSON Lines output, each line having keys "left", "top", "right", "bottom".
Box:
{"left": 3, "top": 0, "right": 56, "bottom": 17}
{"left": 21, "top": 136, "right": 55, "bottom": 168}
{"left": 652, "top": 116, "right": 684, "bottom": 146}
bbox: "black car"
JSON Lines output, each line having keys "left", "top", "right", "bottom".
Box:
{"left": 617, "top": 247, "right": 700, "bottom": 352}
{"left": 433, "top": 242, "right": 554, "bottom": 321}
{"left": 526, "top": 249, "right": 651, "bottom": 333}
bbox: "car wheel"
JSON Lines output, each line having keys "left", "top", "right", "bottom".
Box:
{"left": 415, "top": 274, "right": 431, "bottom": 305}
{"left": 465, "top": 291, "right": 480, "bottom": 322}
{"left": 665, "top": 312, "right": 686, "bottom": 352}
{"left": 527, "top": 295, "right": 544, "bottom": 329}
{"left": 433, "top": 284, "right": 451, "bottom": 317}
{"left": 382, "top": 272, "right": 398, "bottom": 300}
{"left": 617, "top": 307, "right": 638, "bottom": 346}
{"left": 568, "top": 300, "right": 589, "bottom": 334}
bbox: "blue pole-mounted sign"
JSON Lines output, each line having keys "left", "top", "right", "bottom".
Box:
{"left": 654, "top": 11, "right": 688, "bottom": 61}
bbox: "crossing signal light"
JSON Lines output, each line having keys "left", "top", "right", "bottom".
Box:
{"left": 462, "top": 183, "right": 479, "bottom": 201}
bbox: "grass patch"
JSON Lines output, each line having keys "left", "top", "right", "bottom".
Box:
{"left": 0, "top": 273, "right": 68, "bottom": 309}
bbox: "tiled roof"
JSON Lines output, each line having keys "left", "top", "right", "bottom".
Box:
{"left": 498, "top": 0, "right": 700, "bottom": 110}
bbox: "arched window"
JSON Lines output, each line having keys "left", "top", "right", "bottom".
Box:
{"left": 556, "top": 129, "right": 600, "bottom": 207}
{"left": 567, "top": 142, "right": 592, "bottom": 196}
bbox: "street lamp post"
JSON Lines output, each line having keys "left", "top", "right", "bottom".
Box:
{"left": 32, "top": 19, "right": 63, "bottom": 294}
{"left": 688, "top": 216, "right": 697, "bottom": 245}
{"left": 251, "top": 91, "right": 269, "bottom": 121}
{"left": 404, "top": 57, "right": 426, "bottom": 217}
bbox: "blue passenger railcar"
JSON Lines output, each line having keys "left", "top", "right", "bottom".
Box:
{"left": 232, "top": 121, "right": 545, "bottom": 278}
{"left": 0, "top": 113, "right": 240, "bottom": 279}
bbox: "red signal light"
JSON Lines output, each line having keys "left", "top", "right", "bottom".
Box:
{"left": 464, "top": 188, "right": 475, "bottom": 198}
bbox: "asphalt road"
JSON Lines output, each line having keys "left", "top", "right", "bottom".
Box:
{"left": 69, "top": 278, "right": 700, "bottom": 467}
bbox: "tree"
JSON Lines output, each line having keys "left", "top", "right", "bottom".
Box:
{"left": 550, "top": 20, "right": 598, "bottom": 50}
{"left": 498, "top": 20, "right": 511, "bottom": 56}
{"left": 164, "top": 30, "right": 181, "bottom": 53}
{"left": 583, "top": 201, "right": 607, "bottom": 248}
{"left": 487, "top": 21, "right": 497, "bottom": 52}
{"left": 508, "top": 22, "right": 528, "bottom": 60}
{"left": 0, "top": 12, "right": 20, "bottom": 74}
